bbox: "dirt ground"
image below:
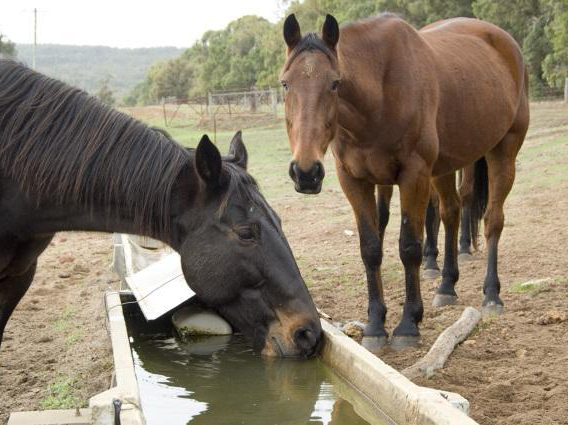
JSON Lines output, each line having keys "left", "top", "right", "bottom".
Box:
{"left": 277, "top": 101, "right": 568, "bottom": 425}
{"left": 1, "top": 101, "right": 567, "bottom": 424}
{"left": 0, "top": 234, "right": 118, "bottom": 423}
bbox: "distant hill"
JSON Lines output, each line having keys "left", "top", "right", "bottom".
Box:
{"left": 16, "top": 44, "right": 184, "bottom": 102}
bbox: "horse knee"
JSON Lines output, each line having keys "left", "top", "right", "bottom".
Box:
{"left": 361, "top": 239, "right": 382, "bottom": 268}
{"left": 399, "top": 218, "right": 422, "bottom": 267}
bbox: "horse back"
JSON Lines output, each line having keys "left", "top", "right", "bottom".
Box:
{"left": 419, "top": 18, "right": 528, "bottom": 173}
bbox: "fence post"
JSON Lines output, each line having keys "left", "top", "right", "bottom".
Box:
{"left": 271, "top": 87, "right": 277, "bottom": 116}
{"left": 564, "top": 77, "right": 568, "bottom": 103}
{"left": 207, "top": 92, "right": 213, "bottom": 118}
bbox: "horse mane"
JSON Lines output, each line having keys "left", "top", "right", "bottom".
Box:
{"left": 0, "top": 59, "right": 190, "bottom": 236}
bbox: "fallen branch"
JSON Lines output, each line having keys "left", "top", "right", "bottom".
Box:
{"left": 403, "top": 306, "right": 481, "bottom": 379}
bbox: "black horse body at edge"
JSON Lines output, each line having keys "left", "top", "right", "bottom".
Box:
{"left": 0, "top": 60, "right": 322, "bottom": 358}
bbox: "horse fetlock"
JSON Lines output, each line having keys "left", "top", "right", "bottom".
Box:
{"left": 363, "top": 322, "right": 388, "bottom": 338}
{"left": 392, "top": 316, "right": 420, "bottom": 338}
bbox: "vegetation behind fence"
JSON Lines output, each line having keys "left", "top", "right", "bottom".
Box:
{"left": 124, "top": 0, "right": 568, "bottom": 107}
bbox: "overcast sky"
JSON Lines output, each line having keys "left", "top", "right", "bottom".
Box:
{"left": 1, "top": 0, "right": 282, "bottom": 48}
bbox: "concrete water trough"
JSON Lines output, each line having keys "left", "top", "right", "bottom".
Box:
{"left": 8, "top": 234, "right": 479, "bottom": 425}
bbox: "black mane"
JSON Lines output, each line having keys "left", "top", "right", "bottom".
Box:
{"left": 0, "top": 59, "right": 189, "bottom": 236}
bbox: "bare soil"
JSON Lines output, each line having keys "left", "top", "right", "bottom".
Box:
{"left": 1, "top": 101, "right": 566, "bottom": 425}
{"left": 0, "top": 233, "right": 118, "bottom": 423}
{"left": 276, "top": 101, "right": 568, "bottom": 425}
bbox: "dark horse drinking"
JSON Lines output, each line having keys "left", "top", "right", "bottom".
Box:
{"left": 0, "top": 60, "right": 321, "bottom": 358}
{"left": 280, "top": 14, "right": 529, "bottom": 350}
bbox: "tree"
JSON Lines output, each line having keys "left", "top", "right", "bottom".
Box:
{"left": 542, "top": 0, "right": 568, "bottom": 88}
{"left": 96, "top": 76, "right": 116, "bottom": 107}
{"left": 128, "top": 0, "right": 566, "bottom": 105}
{"left": 0, "top": 34, "right": 16, "bottom": 58}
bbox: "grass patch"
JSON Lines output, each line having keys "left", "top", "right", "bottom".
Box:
{"left": 42, "top": 377, "right": 81, "bottom": 410}
{"left": 53, "top": 319, "right": 70, "bottom": 332}
{"left": 510, "top": 282, "right": 542, "bottom": 295}
{"left": 66, "top": 330, "right": 84, "bottom": 345}
{"left": 471, "top": 316, "right": 495, "bottom": 337}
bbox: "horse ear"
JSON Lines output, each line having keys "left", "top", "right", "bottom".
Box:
{"left": 195, "top": 134, "right": 222, "bottom": 186}
{"left": 322, "top": 14, "right": 339, "bottom": 49}
{"left": 228, "top": 130, "right": 248, "bottom": 170}
{"left": 283, "top": 14, "right": 301, "bottom": 51}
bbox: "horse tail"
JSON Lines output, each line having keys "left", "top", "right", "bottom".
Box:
{"left": 470, "top": 157, "right": 489, "bottom": 250}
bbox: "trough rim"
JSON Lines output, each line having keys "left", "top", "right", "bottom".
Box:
{"left": 320, "top": 319, "right": 479, "bottom": 425}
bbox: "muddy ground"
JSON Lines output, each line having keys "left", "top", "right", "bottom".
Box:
{"left": 1, "top": 101, "right": 567, "bottom": 424}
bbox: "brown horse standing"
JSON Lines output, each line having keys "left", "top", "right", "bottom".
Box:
{"left": 281, "top": 14, "right": 529, "bottom": 349}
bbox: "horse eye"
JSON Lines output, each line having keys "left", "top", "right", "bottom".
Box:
{"left": 281, "top": 80, "right": 289, "bottom": 91}
{"left": 235, "top": 227, "right": 255, "bottom": 242}
{"left": 331, "top": 80, "right": 341, "bottom": 91}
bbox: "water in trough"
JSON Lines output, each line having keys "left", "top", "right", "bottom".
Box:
{"left": 124, "top": 305, "right": 393, "bottom": 425}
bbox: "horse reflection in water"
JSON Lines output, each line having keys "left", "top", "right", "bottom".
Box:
{"left": 126, "top": 311, "right": 371, "bottom": 425}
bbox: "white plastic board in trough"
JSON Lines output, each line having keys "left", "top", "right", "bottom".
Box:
{"left": 126, "top": 253, "right": 194, "bottom": 320}
{"left": 118, "top": 234, "right": 194, "bottom": 320}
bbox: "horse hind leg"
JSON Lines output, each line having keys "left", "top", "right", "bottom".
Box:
{"left": 431, "top": 172, "right": 461, "bottom": 307}
{"left": 481, "top": 131, "right": 524, "bottom": 318}
{"left": 458, "top": 164, "right": 476, "bottom": 261}
{"left": 422, "top": 193, "right": 442, "bottom": 279}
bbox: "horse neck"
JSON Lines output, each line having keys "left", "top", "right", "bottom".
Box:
{"left": 336, "top": 16, "right": 425, "bottom": 136}
{"left": 25, "top": 166, "right": 198, "bottom": 250}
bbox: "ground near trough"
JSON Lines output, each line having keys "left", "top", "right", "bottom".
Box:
{"left": 1, "top": 101, "right": 566, "bottom": 424}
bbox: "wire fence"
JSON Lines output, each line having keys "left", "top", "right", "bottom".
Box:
{"left": 530, "top": 78, "right": 568, "bottom": 101}
{"left": 155, "top": 77, "right": 567, "bottom": 131}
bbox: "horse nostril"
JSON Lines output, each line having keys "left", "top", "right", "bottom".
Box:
{"left": 289, "top": 161, "right": 300, "bottom": 182}
{"left": 313, "top": 161, "right": 325, "bottom": 182}
{"left": 294, "top": 326, "right": 316, "bottom": 352}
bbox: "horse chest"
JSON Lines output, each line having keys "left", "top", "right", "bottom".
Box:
{"left": 333, "top": 143, "right": 397, "bottom": 185}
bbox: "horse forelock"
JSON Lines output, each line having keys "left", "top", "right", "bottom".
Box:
{"left": 0, "top": 59, "right": 190, "bottom": 237}
{"left": 284, "top": 33, "right": 338, "bottom": 71}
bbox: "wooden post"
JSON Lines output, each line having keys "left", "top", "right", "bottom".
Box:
{"left": 32, "top": 8, "right": 37, "bottom": 69}
{"left": 162, "top": 100, "right": 167, "bottom": 127}
{"left": 207, "top": 92, "right": 213, "bottom": 118}
{"left": 271, "top": 87, "right": 277, "bottom": 116}
{"left": 564, "top": 77, "right": 568, "bottom": 103}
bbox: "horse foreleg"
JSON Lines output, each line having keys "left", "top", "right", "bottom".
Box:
{"left": 336, "top": 162, "right": 389, "bottom": 351}
{"left": 0, "top": 235, "right": 53, "bottom": 351}
{"left": 391, "top": 160, "right": 430, "bottom": 349}
{"left": 431, "top": 173, "right": 461, "bottom": 307}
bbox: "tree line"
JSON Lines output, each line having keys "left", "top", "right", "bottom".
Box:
{"left": 0, "top": 34, "right": 16, "bottom": 58}
{"left": 128, "top": 0, "right": 567, "bottom": 106}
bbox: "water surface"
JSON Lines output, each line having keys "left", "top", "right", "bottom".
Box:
{"left": 125, "top": 311, "right": 392, "bottom": 425}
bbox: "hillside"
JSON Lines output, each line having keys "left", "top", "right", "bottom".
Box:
{"left": 16, "top": 44, "right": 184, "bottom": 101}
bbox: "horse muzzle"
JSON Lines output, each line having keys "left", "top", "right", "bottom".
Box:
{"left": 263, "top": 317, "right": 323, "bottom": 358}
{"left": 289, "top": 160, "right": 325, "bottom": 194}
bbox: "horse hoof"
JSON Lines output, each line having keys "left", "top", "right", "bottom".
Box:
{"left": 432, "top": 293, "right": 458, "bottom": 307}
{"left": 362, "top": 336, "right": 388, "bottom": 352}
{"left": 458, "top": 253, "right": 474, "bottom": 262}
{"left": 482, "top": 302, "right": 504, "bottom": 318}
{"left": 390, "top": 335, "right": 421, "bottom": 351}
{"left": 422, "top": 268, "right": 441, "bottom": 280}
